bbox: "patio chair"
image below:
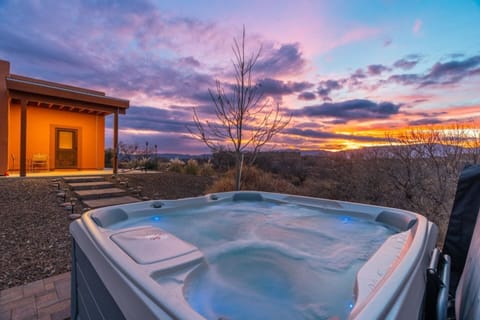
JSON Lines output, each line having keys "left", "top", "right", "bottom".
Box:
{"left": 31, "top": 153, "right": 48, "bottom": 171}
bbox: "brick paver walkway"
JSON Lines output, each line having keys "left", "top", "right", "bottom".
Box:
{"left": 0, "top": 272, "right": 70, "bottom": 320}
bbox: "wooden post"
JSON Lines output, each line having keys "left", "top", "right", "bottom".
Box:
{"left": 20, "top": 99, "right": 27, "bottom": 177}
{"left": 113, "top": 108, "right": 119, "bottom": 174}
{"left": 0, "top": 60, "right": 10, "bottom": 175}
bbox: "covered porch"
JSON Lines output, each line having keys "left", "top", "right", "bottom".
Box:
{"left": 0, "top": 60, "right": 129, "bottom": 177}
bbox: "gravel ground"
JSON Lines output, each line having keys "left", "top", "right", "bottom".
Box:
{"left": 109, "top": 172, "right": 214, "bottom": 200}
{"left": 0, "top": 172, "right": 213, "bottom": 290}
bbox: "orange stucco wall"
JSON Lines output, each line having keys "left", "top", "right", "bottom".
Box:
{"left": 0, "top": 61, "right": 9, "bottom": 174}
{"left": 8, "top": 104, "right": 105, "bottom": 171}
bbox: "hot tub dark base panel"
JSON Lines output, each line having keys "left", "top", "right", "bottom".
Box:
{"left": 71, "top": 240, "right": 126, "bottom": 320}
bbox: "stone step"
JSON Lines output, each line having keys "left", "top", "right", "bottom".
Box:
{"left": 74, "top": 188, "right": 127, "bottom": 200}
{"left": 82, "top": 196, "right": 140, "bottom": 209}
{"left": 69, "top": 181, "right": 114, "bottom": 190}
{"left": 63, "top": 176, "right": 107, "bottom": 183}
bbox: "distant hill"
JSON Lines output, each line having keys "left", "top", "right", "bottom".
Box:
{"left": 299, "top": 150, "right": 333, "bottom": 157}
{"left": 153, "top": 153, "right": 211, "bottom": 160}
{"left": 335, "top": 143, "right": 476, "bottom": 159}
{"left": 118, "top": 153, "right": 211, "bottom": 161}
{"left": 120, "top": 143, "right": 476, "bottom": 162}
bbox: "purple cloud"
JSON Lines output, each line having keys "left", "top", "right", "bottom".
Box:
{"left": 257, "top": 78, "right": 313, "bottom": 96}
{"left": 256, "top": 43, "right": 306, "bottom": 76}
{"left": 312, "top": 66, "right": 386, "bottom": 101}
{"left": 344, "top": 69, "right": 368, "bottom": 88}
{"left": 292, "top": 99, "right": 401, "bottom": 121}
{"left": 388, "top": 55, "right": 480, "bottom": 88}
{"left": 317, "top": 79, "right": 344, "bottom": 101}
{"left": 298, "top": 92, "right": 316, "bottom": 101}
{"left": 110, "top": 130, "right": 209, "bottom": 154}
{"left": 351, "top": 68, "right": 366, "bottom": 80}
{"left": 111, "top": 106, "right": 193, "bottom": 134}
{"left": 411, "top": 110, "right": 448, "bottom": 117}
{"left": 326, "top": 119, "right": 349, "bottom": 125}
{"left": 0, "top": 0, "right": 225, "bottom": 106}
{"left": 178, "top": 56, "right": 201, "bottom": 68}
{"left": 383, "top": 38, "right": 392, "bottom": 47}
{"left": 469, "top": 68, "right": 480, "bottom": 77}
{"left": 427, "top": 55, "right": 480, "bottom": 81}
{"left": 408, "top": 118, "right": 444, "bottom": 126}
{"left": 367, "top": 64, "right": 391, "bottom": 76}
{"left": 393, "top": 55, "right": 421, "bottom": 70}
{"left": 94, "top": 59, "right": 215, "bottom": 104}
{"left": 387, "top": 74, "right": 422, "bottom": 86}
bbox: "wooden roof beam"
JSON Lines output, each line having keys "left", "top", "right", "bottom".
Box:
{"left": 6, "top": 77, "right": 128, "bottom": 110}
{"left": 8, "top": 90, "right": 127, "bottom": 115}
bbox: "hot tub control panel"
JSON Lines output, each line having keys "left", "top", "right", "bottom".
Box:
{"left": 111, "top": 226, "right": 200, "bottom": 264}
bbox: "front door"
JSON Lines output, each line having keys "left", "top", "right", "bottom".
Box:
{"left": 55, "top": 128, "right": 78, "bottom": 168}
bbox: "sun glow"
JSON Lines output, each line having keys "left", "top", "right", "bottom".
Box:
{"left": 294, "top": 122, "right": 480, "bottom": 152}
{"left": 120, "top": 129, "right": 159, "bottom": 136}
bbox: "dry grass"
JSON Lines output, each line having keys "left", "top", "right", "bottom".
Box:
{"left": 207, "top": 166, "right": 298, "bottom": 194}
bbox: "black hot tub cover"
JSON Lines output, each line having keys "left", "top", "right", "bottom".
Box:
{"left": 443, "top": 164, "right": 480, "bottom": 294}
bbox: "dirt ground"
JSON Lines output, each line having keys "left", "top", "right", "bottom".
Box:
{"left": 0, "top": 172, "right": 213, "bottom": 290}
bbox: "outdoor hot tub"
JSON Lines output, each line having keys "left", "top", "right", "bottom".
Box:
{"left": 70, "top": 191, "right": 438, "bottom": 320}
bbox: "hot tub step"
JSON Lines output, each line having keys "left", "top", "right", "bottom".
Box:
{"left": 69, "top": 181, "right": 115, "bottom": 190}
{"left": 83, "top": 196, "right": 140, "bottom": 208}
{"left": 63, "top": 175, "right": 141, "bottom": 210}
{"left": 63, "top": 176, "right": 107, "bottom": 183}
{"left": 74, "top": 188, "right": 128, "bottom": 200}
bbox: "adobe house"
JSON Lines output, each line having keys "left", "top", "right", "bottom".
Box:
{"left": 0, "top": 60, "right": 129, "bottom": 176}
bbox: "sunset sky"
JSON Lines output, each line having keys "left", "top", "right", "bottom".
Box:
{"left": 1, "top": 0, "right": 479, "bottom": 154}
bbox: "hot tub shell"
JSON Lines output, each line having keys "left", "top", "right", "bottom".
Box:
{"left": 70, "top": 191, "right": 438, "bottom": 320}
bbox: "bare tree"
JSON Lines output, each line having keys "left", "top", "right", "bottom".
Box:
{"left": 383, "top": 124, "right": 480, "bottom": 242}
{"left": 189, "top": 27, "right": 291, "bottom": 190}
{"left": 463, "top": 124, "right": 480, "bottom": 164}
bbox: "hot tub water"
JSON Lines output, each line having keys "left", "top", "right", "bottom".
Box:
{"left": 113, "top": 201, "right": 396, "bottom": 320}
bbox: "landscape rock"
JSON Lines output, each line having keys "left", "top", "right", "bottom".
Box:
{"left": 69, "top": 214, "right": 81, "bottom": 220}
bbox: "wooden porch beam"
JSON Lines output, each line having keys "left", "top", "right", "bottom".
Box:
{"left": 113, "top": 108, "right": 119, "bottom": 174}
{"left": 20, "top": 99, "right": 27, "bottom": 177}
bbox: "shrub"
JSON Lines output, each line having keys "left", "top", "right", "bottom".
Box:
{"left": 255, "top": 151, "right": 307, "bottom": 184}
{"left": 207, "top": 166, "right": 298, "bottom": 194}
{"left": 168, "top": 158, "right": 185, "bottom": 173}
{"left": 139, "top": 157, "right": 159, "bottom": 171}
{"left": 120, "top": 159, "right": 138, "bottom": 170}
{"left": 156, "top": 162, "right": 170, "bottom": 172}
{"left": 200, "top": 160, "right": 216, "bottom": 176}
{"left": 211, "top": 150, "right": 236, "bottom": 171}
{"left": 185, "top": 159, "right": 200, "bottom": 175}
{"left": 104, "top": 148, "right": 113, "bottom": 168}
